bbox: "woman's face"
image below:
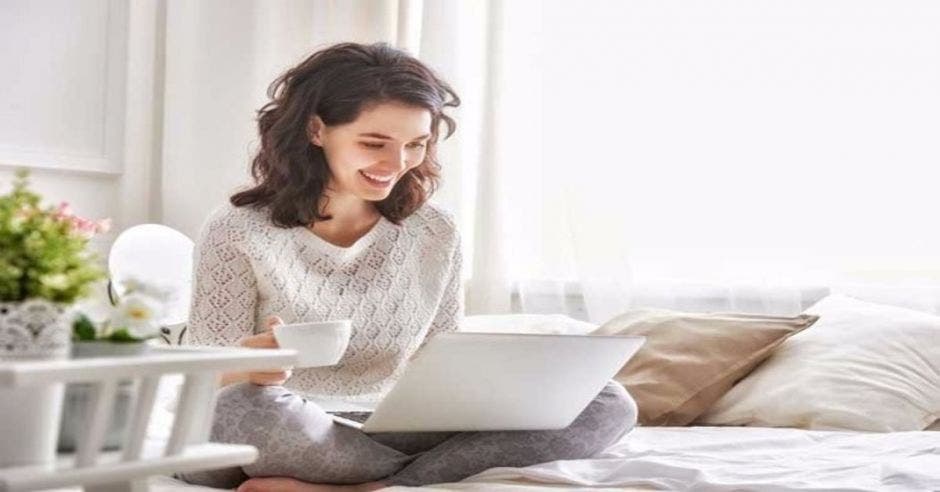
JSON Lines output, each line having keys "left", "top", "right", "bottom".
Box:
{"left": 310, "top": 101, "right": 432, "bottom": 203}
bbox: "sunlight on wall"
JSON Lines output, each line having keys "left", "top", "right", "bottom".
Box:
{"left": 526, "top": 0, "right": 940, "bottom": 285}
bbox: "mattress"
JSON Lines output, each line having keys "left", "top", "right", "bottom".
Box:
{"left": 143, "top": 425, "right": 940, "bottom": 491}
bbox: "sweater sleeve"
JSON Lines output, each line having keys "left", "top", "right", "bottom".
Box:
{"left": 186, "top": 210, "right": 258, "bottom": 347}
{"left": 421, "top": 238, "right": 464, "bottom": 346}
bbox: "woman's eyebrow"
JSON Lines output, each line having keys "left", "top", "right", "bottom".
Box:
{"left": 358, "top": 132, "right": 431, "bottom": 141}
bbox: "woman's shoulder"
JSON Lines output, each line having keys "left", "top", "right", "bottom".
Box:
{"left": 197, "top": 201, "right": 271, "bottom": 245}
{"left": 401, "top": 202, "right": 460, "bottom": 248}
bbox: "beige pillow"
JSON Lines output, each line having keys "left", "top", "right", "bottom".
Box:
{"left": 592, "top": 309, "right": 818, "bottom": 426}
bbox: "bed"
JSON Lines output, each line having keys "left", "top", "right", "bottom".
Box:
{"left": 144, "top": 424, "right": 940, "bottom": 491}
{"left": 37, "top": 305, "right": 940, "bottom": 491}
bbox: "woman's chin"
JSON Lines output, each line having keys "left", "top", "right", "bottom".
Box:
{"left": 355, "top": 185, "right": 395, "bottom": 201}
{"left": 355, "top": 191, "right": 392, "bottom": 203}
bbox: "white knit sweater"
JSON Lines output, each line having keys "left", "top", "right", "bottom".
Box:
{"left": 187, "top": 201, "right": 463, "bottom": 406}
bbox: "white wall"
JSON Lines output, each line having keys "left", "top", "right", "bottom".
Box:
{"left": 0, "top": 0, "right": 161, "bottom": 260}
{"left": 2, "top": 0, "right": 116, "bottom": 258}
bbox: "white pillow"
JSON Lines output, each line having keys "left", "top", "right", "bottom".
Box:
{"left": 698, "top": 294, "right": 940, "bottom": 432}
{"left": 461, "top": 314, "right": 597, "bottom": 335}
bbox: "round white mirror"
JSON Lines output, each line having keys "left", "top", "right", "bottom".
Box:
{"left": 108, "top": 224, "right": 194, "bottom": 326}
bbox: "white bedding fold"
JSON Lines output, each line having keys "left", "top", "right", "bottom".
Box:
{"left": 434, "top": 426, "right": 940, "bottom": 492}
{"left": 145, "top": 426, "right": 940, "bottom": 491}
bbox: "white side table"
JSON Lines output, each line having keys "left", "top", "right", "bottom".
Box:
{"left": 0, "top": 346, "right": 296, "bottom": 492}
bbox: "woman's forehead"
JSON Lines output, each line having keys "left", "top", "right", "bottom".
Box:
{"left": 346, "top": 101, "right": 432, "bottom": 138}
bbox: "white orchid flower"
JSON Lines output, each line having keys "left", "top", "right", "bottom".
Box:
{"left": 110, "top": 293, "right": 166, "bottom": 339}
{"left": 115, "top": 276, "right": 175, "bottom": 303}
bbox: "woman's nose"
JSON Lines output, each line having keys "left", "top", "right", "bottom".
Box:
{"left": 387, "top": 147, "right": 409, "bottom": 170}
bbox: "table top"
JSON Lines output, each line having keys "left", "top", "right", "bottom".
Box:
{"left": 0, "top": 345, "right": 297, "bottom": 387}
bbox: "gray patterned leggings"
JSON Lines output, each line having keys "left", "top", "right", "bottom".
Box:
{"left": 179, "top": 381, "right": 637, "bottom": 488}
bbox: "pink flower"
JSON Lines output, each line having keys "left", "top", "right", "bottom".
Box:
{"left": 69, "top": 216, "right": 101, "bottom": 239}
{"left": 73, "top": 218, "right": 94, "bottom": 238}
{"left": 50, "top": 201, "right": 110, "bottom": 238}
{"left": 53, "top": 202, "right": 74, "bottom": 220}
{"left": 95, "top": 218, "right": 112, "bottom": 234}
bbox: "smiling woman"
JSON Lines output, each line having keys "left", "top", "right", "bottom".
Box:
{"left": 308, "top": 101, "right": 432, "bottom": 204}
{"left": 230, "top": 43, "right": 457, "bottom": 230}
{"left": 302, "top": 101, "right": 436, "bottom": 248}
{"left": 182, "top": 42, "right": 638, "bottom": 491}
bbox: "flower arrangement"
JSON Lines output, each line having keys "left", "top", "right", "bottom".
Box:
{"left": 73, "top": 277, "right": 172, "bottom": 343}
{"left": 2, "top": 169, "right": 172, "bottom": 345}
{"left": 0, "top": 169, "right": 108, "bottom": 303}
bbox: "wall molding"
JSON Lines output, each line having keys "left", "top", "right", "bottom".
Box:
{"left": 0, "top": 148, "right": 122, "bottom": 178}
{"left": 0, "top": 0, "right": 128, "bottom": 176}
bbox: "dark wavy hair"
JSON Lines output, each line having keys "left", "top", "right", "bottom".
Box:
{"left": 231, "top": 42, "right": 460, "bottom": 227}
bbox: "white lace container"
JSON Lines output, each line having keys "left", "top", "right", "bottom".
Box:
{"left": 0, "top": 299, "right": 72, "bottom": 467}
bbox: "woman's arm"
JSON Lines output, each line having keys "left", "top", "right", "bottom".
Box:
{"left": 187, "top": 211, "right": 258, "bottom": 347}
{"left": 421, "top": 239, "right": 465, "bottom": 347}
{"left": 186, "top": 210, "right": 278, "bottom": 386}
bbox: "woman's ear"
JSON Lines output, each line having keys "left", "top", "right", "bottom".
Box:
{"left": 307, "top": 116, "right": 325, "bottom": 146}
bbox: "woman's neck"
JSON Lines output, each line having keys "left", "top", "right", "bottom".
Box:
{"left": 309, "top": 190, "right": 381, "bottom": 247}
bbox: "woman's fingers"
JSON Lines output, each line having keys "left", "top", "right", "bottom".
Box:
{"left": 243, "top": 314, "right": 293, "bottom": 386}
{"left": 239, "top": 331, "right": 278, "bottom": 349}
{"left": 248, "top": 369, "right": 292, "bottom": 386}
{"left": 239, "top": 315, "right": 285, "bottom": 349}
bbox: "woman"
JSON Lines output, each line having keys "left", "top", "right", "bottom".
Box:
{"left": 181, "top": 42, "right": 637, "bottom": 492}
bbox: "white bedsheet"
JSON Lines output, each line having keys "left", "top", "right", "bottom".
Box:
{"left": 145, "top": 426, "right": 940, "bottom": 492}
{"left": 421, "top": 426, "right": 940, "bottom": 492}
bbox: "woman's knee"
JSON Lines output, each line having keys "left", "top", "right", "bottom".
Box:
{"left": 536, "top": 382, "right": 639, "bottom": 462}
{"left": 579, "top": 382, "right": 638, "bottom": 453}
{"left": 602, "top": 382, "right": 638, "bottom": 440}
{"left": 209, "top": 383, "right": 304, "bottom": 445}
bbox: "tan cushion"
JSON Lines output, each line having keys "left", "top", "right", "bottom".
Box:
{"left": 592, "top": 309, "right": 819, "bottom": 426}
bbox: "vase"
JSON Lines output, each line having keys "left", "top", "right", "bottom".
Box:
{"left": 57, "top": 340, "right": 150, "bottom": 452}
{"left": 0, "top": 299, "right": 73, "bottom": 467}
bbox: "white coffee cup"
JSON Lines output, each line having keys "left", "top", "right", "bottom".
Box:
{"left": 273, "top": 319, "right": 352, "bottom": 368}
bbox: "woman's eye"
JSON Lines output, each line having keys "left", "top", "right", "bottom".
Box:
{"left": 360, "top": 142, "right": 425, "bottom": 150}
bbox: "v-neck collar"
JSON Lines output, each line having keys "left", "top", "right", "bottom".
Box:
{"left": 295, "top": 216, "right": 393, "bottom": 260}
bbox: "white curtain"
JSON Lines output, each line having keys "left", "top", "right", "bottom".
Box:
{"left": 128, "top": 0, "right": 940, "bottom": 322}
{"left": 480, "top": 0, "right": 940, "bottom": 321}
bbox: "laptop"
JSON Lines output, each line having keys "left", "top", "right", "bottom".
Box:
{"left": 329, "top": 332, "right": 645, "bottom": 433}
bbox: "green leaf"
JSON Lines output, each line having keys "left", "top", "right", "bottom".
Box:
{"left": 72, "top": 313, "right": 97, "bottom": 341}
{"left": 105, "top": 328, "right": 143, "bottom": 343}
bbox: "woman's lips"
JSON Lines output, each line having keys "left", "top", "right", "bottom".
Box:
{"left": 359, "top": 170, "right": 395, "bottom": 187}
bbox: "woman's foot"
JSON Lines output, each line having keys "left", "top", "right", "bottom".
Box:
{"left": 236, "top": 477, "right": 387, "bottom": 492}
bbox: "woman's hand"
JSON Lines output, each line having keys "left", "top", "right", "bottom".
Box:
{"left": 240, "top": 315, "right": 294, "bottom": 386}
